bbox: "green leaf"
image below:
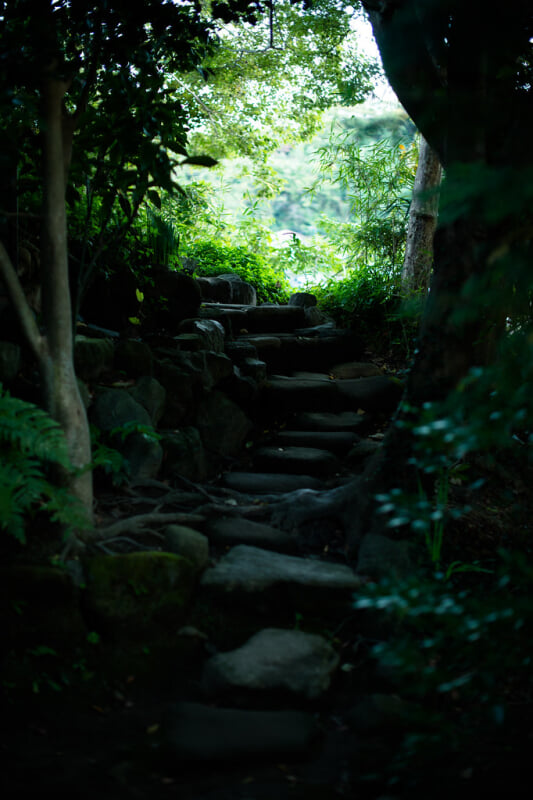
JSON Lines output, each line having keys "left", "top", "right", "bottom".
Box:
{"left": 146, "top": 189, "right": 161, "bottom": 209}
{"left": 118, "top": 193, "right": 131, "bottom": 218}
{"left": 180, "top": 155, "right": 218, "bottom": 168}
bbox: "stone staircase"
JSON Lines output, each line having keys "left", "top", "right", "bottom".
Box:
{"left": 146, "top": 296, "right": 407, "bottom": 792}
{"left": 6, "top": 293, "right": 409, "bottom": 800}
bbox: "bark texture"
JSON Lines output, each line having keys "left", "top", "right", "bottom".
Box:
{"left": 401, "top": 136, "right": 442, "bottom": 294}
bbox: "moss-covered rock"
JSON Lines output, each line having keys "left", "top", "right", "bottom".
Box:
{"left": 83, "top": 552, "right": 196, "bottom": 642}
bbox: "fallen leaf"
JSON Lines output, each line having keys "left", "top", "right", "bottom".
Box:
{"left": 146, "top": 723, "right": 160, "bottom": 735}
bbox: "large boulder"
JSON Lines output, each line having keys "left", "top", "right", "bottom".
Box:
{"left": 218, "top": 273, "right": 257, "bottom": 305}
{"left": 74, "top": 336, "right": 114, "bottom": 381}
{"left": 128, "top": 376, "right": 166, "bottom": 425}
{"left": 195, "top": 391, "right": 252, "bottom": 457}
{"left": 90, "top": 387, "right": 152, "bottom": 432}
{"left": 154, "top": 361, "right": 202, "bottom": 426}
{"left": 196, "top": 274, "right": 257, "bottom": 306}
{"left": 160, "top": 427, "right": 210, "bottom": 481}
{"left": 114, "top": 339, "right": 154, "bottom": 377}
{"left": 179, "top": 318, "right": 225, "bottom": 353}
{"left": 90, "top": 388, "right": 163, "bottom": 480}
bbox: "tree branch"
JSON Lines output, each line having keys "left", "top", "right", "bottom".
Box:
{"left": 0, "top": 240, "right": 46, "bottom": 361}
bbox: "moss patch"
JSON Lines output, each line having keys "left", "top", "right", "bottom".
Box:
{"left": 83, "top": 551, "right": 196, "bottom": 642}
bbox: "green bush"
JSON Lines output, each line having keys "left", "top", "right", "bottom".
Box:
{"left": 353, "top": 553, "right": 533, "bottom": 792}
{"left": 312, "top": 265, "right": 420, "bottom": 358}
{"left": 186, "top": 240, "right": 291, "bottom": 304}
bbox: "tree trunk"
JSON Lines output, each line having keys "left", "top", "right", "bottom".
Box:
{"left": 39, "top": 67, "right": 94, "bottom": 525}
{"left": 401, "top": 135, "right": 442, "bottom": 294}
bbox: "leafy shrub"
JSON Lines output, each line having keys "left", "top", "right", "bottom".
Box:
{"left": 186, "top": 240, "right": 291, "bottom": 303}
{"left": 353, "top": 554, "right": 533, "bottom": 792}
{"left": 312, "top": 265, "right": 420, "bottom": 359}
{"left": 0, "top": 385, "right": 89, "bottom": 543}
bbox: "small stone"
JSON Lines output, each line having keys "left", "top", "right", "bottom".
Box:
{"left": 202, "top": 627, "right": 339, "bottom": 700}
{"left": 165, "top": 525, "right": 209, "bottom": 570}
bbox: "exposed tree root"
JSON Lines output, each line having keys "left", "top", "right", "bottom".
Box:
{"left": 92, "top": 511, "right": 207, "bottom": 540}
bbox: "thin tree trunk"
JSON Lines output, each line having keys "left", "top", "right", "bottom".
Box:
{"left": 38, "top": 66, "right": 94, "bottom": 524}
{"left": 401, "top": 135, "right": 442, "bottom": 294}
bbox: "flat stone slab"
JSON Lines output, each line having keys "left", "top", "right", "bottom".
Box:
{"left": 330, "top": 361, "right": 383, "bottom": 379}
{"left": 275, "top": 430, "right": 359, "bottom": 455}
{"left": 253, "top": 445, "right": 339, "bottom": 477}
{"left": 222, "top": 471, "right": 324, "bottom": 494}
{"left": 205, "top": 517, "right": 298, "bottom": 553}
{"left": 200, "top": 544, "right": 362, "bottom": 602}
{"left": 162, "top": 702, "right": 317, "bottom": 761}
{"left": 202, "top": 628, "right": 339, "bottom": 700}
{"left": 337, "top": 376, "right": 403, "bottom": 413}
{"left": 263, "top": 378, "right": 341, "bottom": 412}
{"left": 291, "top": 411, "right": 366, "bottom": 432}
{"left": 245, "top": 305, "right": 307, "bottom": 333}
{"left": 291, "top": 371, "right": 333, "bottom": 382}
{"left": 238, "top": 331, "right": 363, "bottom": 373}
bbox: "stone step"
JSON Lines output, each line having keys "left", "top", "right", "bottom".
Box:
{"left": 201, "top": 627, "right": 339, "bottom": 701}
{"left": 252, "top": 445, "right": 340, "bottom": 478}
{"left": 205, "top": 517, "right": 299, "bottom": 553}
{"left": 291, "top": 410, "right": 367, "bottom": 432}
{"left": 238, "top": 330, "right": 364, "bottom": 373}
{"left": 161, "top": 702, "right": 318, "bottom": 762}
{"left": 262, "top": 375, "right": 402, "bottom": 414}
{"left": 274, "top": 429, "right": 359, "bottom": 455}
{"left": 200, "top": 545, "right": 363, "bottom": 614}
{"left": 222, "top": 471, "right": 325, "bottom": 494}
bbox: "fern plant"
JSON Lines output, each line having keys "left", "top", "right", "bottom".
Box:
{"left": 0, "top": 384, "right": 88, "bottom": 543}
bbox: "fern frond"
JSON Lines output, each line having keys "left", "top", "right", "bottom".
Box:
{"left": 0, "top": 386, "right": 70, "bottom": 468}
{"left": 0, "top": 384, "right": 87, "bottom": 543}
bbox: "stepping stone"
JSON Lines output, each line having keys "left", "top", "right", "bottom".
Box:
{"left": 224, "top": 340, "right": 258, "bottom": 365}
{"left": 291, "top": 411, "right": 366, "bottom": 432}
{"left": 200, "top": 544, "right": 362, "bottom": 613}
{"left": 222, "top": 471, "right": 324, "bottom": 494}
{"left": 274, "top": 430, "right": 359, "bottom": 455}
{"left": 205, "top": 517, "right": 298, "bottom": 553}
{"left": 330, "top": 361, "right": 383, "bottom": 379}
{"left": 263, "top": 377, "right": 340, "bottom": 412}
{"left": 253, "top": 445, "right": 340, "bottom": 478}
{"left": 245, "top": 305, "right": 307, "bottom": 333}
{"left": 202, "top": 628, "right": 340, "bottom": 700}
{"left": 291, "top": 371, "right": 333, "bottom": 382}
{"left": 347, "top": 438, "right": 381, "bottom": 465}
{"left": 239, "top": 331, "right": 363, "bottom": 373}
{"left": 337, "top": 375, "right": 403, "bottom": 413}
{"left": 161, "top": 702, "right": 318, "bottom": 761}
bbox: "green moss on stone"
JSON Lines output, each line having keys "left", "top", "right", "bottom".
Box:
{"left": 84, "top": 551, "right": 196, "bottom": 640}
